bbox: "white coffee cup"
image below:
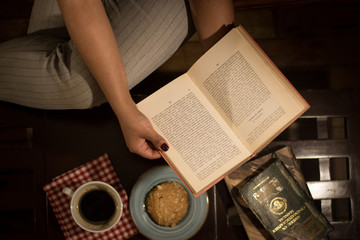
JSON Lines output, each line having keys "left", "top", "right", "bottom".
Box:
{"left": 63, "top": 181, "right": 123, "bottom": 233}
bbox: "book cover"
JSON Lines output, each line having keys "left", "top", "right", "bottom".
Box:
{"left": 225, "top": 146, "right": 308, "bottom": 239}
{"left": 239, "top": 158, "right": 332, "bottom": 240}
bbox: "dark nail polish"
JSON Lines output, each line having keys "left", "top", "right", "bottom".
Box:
{"left": 161, "top": 143, "right": 169, "bottom": 151}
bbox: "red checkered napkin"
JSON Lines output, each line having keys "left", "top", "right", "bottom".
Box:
{"left": 43, "top": 153, "right": 138, "bottom": 240}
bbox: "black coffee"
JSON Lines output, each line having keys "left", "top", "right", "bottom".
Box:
{"left": 79, "top": 189, "right": 116, "bottom": 224}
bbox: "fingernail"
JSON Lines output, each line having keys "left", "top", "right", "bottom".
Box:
{"left": 161, "top": 143, "right": 169, "bottom": 152}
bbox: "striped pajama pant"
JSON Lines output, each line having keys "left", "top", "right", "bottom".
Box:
{"left": 0, "top": 0, "right": 193, "bottom": 109}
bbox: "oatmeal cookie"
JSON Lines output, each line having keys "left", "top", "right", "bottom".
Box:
{"left": 146, "top": 181, "right": 189, "bottom": 227}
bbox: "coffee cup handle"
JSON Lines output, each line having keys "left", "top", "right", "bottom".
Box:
{"left": 62, "top": 187, "right": 74, "bottom": 197}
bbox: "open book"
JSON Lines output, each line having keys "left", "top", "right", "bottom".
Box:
{"left": 137, "top": 26, "right": 309, "bottom": 197}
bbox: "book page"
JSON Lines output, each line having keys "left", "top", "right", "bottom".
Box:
{"left": 188, "top": 27, "right": 308, "bottom": 153}
{"left": 137, "top": 74, "right": 251, "bottom": 194}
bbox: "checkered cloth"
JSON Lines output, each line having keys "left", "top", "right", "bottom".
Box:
{"left": 43, "top": 153, "right": 138, "bottom": 240}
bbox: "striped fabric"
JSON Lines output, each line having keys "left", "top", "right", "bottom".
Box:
{"left": 27, "top": 0, "right": 65, "bottom": 34}
{"left": 0, "top": 0, "right": 193, "bottom": 109}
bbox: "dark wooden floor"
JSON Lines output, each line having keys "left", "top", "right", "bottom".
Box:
{"left": 134, "top": 0, "right": 360, "bottom": 94}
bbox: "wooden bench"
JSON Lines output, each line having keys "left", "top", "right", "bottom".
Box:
{"left": 265, "top": 89, "right": 360, "bottom": 239}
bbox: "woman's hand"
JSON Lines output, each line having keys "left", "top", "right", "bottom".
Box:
{"left": 118, "top": 105, "right": 169, "bottom": 159}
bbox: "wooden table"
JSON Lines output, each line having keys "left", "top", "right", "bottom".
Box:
{"left": 2, "top": 88, "right": 359, "bottom": 240}
{"left": 0, "top": 96, "right": 246, "bottom": 240}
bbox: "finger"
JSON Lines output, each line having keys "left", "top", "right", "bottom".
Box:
{"left": 145, "top": 128, "right": 169, "bottom": 152}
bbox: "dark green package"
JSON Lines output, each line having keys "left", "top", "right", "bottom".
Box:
{"left": 240, "top": 159, "right": 333, "bottom": 240}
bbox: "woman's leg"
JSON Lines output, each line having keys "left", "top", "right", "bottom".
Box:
{"left": 0, "top": 27, "right": 107, "bottom": 109}
{"left": 27, "top": 0, "right": 65, "bottom": 33}
{"left": 103, "top": 0, "right": 194, "bottom": 89}
{"left": 0, "top": 0, "right": 194, "bottom": 109}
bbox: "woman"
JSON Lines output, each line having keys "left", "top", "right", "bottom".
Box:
{"left": 0, "top": 0, "right": 235, "bottom": 159}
